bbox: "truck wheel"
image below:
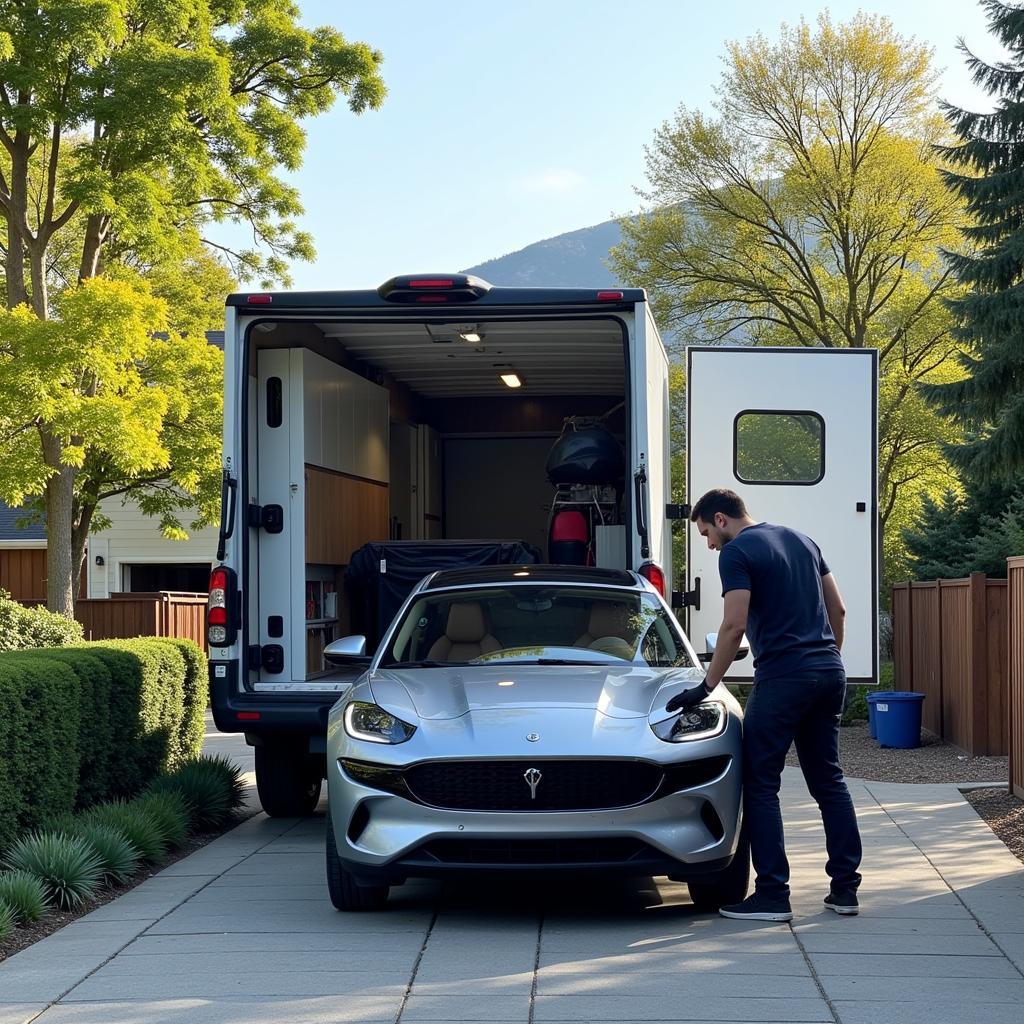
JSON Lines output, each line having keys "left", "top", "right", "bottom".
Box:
{"left": 686, "top": 830, "right": 751, "bottom": 912}
{"left": 255, "top": 742, "right": 322, "bottom": 817}
{"left": 326, "top": 809, "right": 389, "bottom": 911}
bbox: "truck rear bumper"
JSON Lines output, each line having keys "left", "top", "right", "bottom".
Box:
{"left": 209, "top": 661, "right": 343, "bottom": 738}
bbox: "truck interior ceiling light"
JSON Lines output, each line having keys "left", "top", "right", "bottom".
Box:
{"left": 500, "top": 372, "right": 522, "bottom": 388}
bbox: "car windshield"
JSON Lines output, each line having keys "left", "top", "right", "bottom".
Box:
{"left": 380, "top": 586, "right": 697, "bottom": 669}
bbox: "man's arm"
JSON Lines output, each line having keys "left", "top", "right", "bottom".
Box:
{"left": 706, "top": 589, "right": 750, "bottom": 688}
{"left": 822, "top": 572, "right": 846, "bottom": 650}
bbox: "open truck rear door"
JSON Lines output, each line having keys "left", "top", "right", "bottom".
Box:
{"left": 685, "top": 347, "right": 878, "bottom": 683}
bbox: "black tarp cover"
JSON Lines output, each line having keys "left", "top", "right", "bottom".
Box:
{"left": 345, "top": 540, "right": 542, "bottom": 649}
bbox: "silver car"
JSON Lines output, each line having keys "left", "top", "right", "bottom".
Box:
{"left": 324, "top": 565, "right": 747, "bottom": 911}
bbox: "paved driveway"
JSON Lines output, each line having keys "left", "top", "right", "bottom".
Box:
{"left": 2, "top": 723, "right": 1023, "bottom": 1024}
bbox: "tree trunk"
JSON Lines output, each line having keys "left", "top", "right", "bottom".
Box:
{"left": 28, "top": 241, "right": 47, "bottom": 319}
{"left": 78, "top": 214, "right": 106, "bottom": 282}
{"left": 4, "top": 218, "right": 28, "bottom": 308}
{"left": 40, "top": 431, "right": 77, "bottom": 617}
{"left": 71, "top": 502, "right": 96, "bottom": 602}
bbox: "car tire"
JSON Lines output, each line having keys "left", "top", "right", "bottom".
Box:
{"left": 326, "top": 808, "right": 389, "bottom": 911}
{"left": 255, "top": 741, "right": 323, "bottom": 817}
{"left": 686, "top": 828, "right": 751, "bottom": 912}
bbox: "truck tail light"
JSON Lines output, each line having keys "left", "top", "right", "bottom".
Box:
{"left": 207, "top": 565, "right": 238, "bottom": 647}
{"left": 639, "top": 561, "right": 666, "bottom": 597}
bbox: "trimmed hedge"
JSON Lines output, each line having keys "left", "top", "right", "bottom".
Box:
{"left": 0, "top": 638, "right": 206, "bottom": 853}
{"left": 0, "top": 590, "right": 84, "bottom": 651}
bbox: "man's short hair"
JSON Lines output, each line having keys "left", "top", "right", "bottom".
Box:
{"left": 691, "top": 488, "right": 748, "bottom": 523}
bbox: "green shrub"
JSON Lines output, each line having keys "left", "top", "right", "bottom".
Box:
{"left": 0, "top": 590, "right": 84, "bottom": 651}
{"left": 163, "top": 639, "right": 208, "bottom": 761}
{"left": 85, "top": 801, "right": 166, "bottom": 863}
{"left": 132, "top": 791, "right": 189, "bottom": 850}
{"left": 74, "top": 823, "right": 142, "bottom": 885}
{"left": 0, "top": 869, "right": 49, "bottom": 923}
{"left": 3, "top": 832, "right": 104, "bottom": 909}
{"left": 0, "top": 655, "right": 81, "bottom": 850}
{"left": 197, "top": 754, "right": 247, "bottom": 813}
{"left": 0, "top": 898, "right": 14, "bottom": 939}
{"left": 149, "top": 760, "right": 233, "bottom": 830}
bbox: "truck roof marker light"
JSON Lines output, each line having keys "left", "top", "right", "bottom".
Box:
{"left": 500, "top": 372, "right": 522, "bottom": 388}
{"left": 246, "top": 294, "right": 273, "bottom": 304}
{"left": 237, "top": 711, "right": 261, "bottom": 721}
{"left": 409, "top": 279, "right": 454, "bottom": 289}
{"left": 597, "top": 290, "right": 624, "bottom": 301}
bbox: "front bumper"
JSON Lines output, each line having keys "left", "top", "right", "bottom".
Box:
{"left": 327, "top": 714, "right": 742, "bottom": 885}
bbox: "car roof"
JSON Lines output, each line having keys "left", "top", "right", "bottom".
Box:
{"left": 421, "top": 564, "right": 641, "bottom": 591}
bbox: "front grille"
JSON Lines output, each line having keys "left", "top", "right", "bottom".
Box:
{"left": 403, "top": 759, "right": 663, "bottom": 811}
{"left": 414, "top": 837, "right": 651, "bottom": 865}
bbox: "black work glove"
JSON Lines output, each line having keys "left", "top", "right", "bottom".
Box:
{"left": 665, "top": 676, "right": 714, "bottom": 713}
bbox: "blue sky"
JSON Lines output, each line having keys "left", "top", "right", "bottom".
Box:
{"left": 256, "top": 1, "right": 996, "bottom": 290}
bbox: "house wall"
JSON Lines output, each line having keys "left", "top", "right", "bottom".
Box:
{"left": 87, "top": 497, "right": 218, "bottom": 598}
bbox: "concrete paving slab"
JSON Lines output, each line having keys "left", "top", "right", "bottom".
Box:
{"left": 410, "top": 973, "right": 535, "bottom": 996}
{"left": 94, "top": 949, "right": 421, "bottom": 975}
{"left": 64, "top": 971, "right": 410, "bottom": 1001}
{"left": 794, "top": 931, "right": 1004, "bottom": 956}
{"left": 822, "top": 974, "right": 1024, "bottom": 1002}
{"left": 792, "top": 916, "right": 986, "bottom": 935}
{"left": 538, "top": 929, "right": 802, "bottom": 956}
{"left": 808, "top": 951, "right": 1022, "bottom": 978}
{"left": 834, "top": 1001, "right": 1024, "bottom": 1024}
{"left": 414, "top": 950, "right": 538, "bottom": 980}
{"left": 535, "top": 951, "right": 810, "bottom": 976}
{"left": 532, "top": 994, "right": 832, "bottom": 1021}
{"left": 399, "top": 995, "right": 530, "bottom": 1021}
{"left": 34, "top": 995, "right": 403, "bottom": 1023}
{"left": 534, "top": 971, "right": 821, "bottom": 998}
{"left": 0, "top": 1007, "right": 45, "bottom": 1024}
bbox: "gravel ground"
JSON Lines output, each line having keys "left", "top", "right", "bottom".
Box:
{"left": 785, "top": 722, "right": 1009, "bottom": 784}
{"left": 964, "top": 788, "right": 1024, "bottom": 866}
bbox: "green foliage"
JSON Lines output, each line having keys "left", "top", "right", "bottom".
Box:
{"left": 0, "top": 639, "right": 207, "bottom": 849}
{"left": 162, "top": 639, "right": 209, "bottom": 760}
{"left": 3, "top": 832, "right": 104, "bottom": 909}
{"left": 199, "top": 753, "right": 248, "bottom": 813}
{"left": 923, "top": 0, "right": 1024, "bottom": 481}
{"left": 0, "top": 1, "right": 385, "bottom": 614}
{"left": 609, "top": 12, "right": 967, "bottom": 584}
{"left": 0, "top": 869, "right": 49, "bottom": 923}
{"left": 904, "top": 475, "right": 1024, "bottom": 579}
{"left": 0, "top": 898, "right": 13, "bottom": 940}
{"left": 85, "top": 802, "right": 166, "bottom": 864}
{"left": 0, "top": 655, "right": 81, "bottom": 852}
{"left": 132, "top": 791, "right": 190, "bottom": 851}
{"left": 0, "top": 591, "right": 84, "bottom": 652}
{"left": 149, "top": 758, "right": 235, "bottom": 830}
{"left": 70, "top": 823, "right": 141, "bottom": 886}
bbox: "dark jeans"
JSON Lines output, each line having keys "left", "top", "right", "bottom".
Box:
{"left": 743, "top": 670, "right": 862, "bottom": 900}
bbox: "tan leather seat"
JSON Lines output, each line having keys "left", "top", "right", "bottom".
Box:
{"left": 427, "top": 602, "right": 501, "bottom": 662}
{"left": 575, "top": 603, "right": 635, "bottom": 649}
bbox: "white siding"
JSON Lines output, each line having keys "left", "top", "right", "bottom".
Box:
{"left": 87, "top": 496, "right": 217, "bottom": 598}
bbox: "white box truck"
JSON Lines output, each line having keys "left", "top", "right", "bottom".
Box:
{"left": 208, "top": 275, "right": 879, "bottom": 817}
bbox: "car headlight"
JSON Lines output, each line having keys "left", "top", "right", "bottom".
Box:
{"left": 651, "top": 701, "right": 726, "bottom": 742}
{"left": 343, "top": 701, "right": 417, "bottom": 745}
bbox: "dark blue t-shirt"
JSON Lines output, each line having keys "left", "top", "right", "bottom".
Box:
{"left": 718, "top": 522, "right": 844, "bottom": 681}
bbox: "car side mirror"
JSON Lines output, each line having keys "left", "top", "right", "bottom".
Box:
{"left": 700, "top": 631, "right": 750, "bottom": 664}
{"left": 323, "top": 635, "right": 372, "bottom": 666}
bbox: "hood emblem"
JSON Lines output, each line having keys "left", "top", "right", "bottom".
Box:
{"left": 524, "top": 768, "right": 543, "bottom": 800}
{"left": 526, "top": 732, "right": 540, "bottom": 742}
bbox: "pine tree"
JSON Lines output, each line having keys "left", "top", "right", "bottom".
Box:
{"left": 903, "top": 490, "right": 971, "bottom": 580}
{"left": 924, "top": 0, "right": 1024, "bottom": 481}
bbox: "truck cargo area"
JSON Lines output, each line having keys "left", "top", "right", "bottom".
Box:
{"left": 248, "top": 315, "right": 631, "bottom": 683}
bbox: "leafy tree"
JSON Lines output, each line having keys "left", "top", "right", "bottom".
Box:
{"left": 609, "top": 13, "right": 967, "bottom": 586}
{"left": 923, "top": 0, "right": 1024, "bottom": 482}
{"left": 0, "top": 1, "right": 385, "bottom": 614}
{"left": 0, "top": 277, "right": 223, "bottom": 594}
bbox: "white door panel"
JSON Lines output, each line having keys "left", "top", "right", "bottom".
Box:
{"left": 631, "top": 307, "right": 672, "bottom": 587}
{"left": 686, "top": 347, "right": 878, "bottom": 682}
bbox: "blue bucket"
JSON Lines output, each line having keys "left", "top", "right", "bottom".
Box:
{"left": 866, "top": 694, "right": 878, "bottom": 738}
{"left": 869, "top": 691, "right": 925, "bottom": 749}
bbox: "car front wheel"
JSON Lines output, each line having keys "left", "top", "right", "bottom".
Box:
{"left": 686, "top": 828, "right": 751, "bottom": 912}
{"left": 326, "top": 808, "right": 389, "bottom": 911}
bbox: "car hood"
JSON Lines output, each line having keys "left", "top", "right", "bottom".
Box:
{"left": 366, "top": 664, "right": 706, "bottom": 722}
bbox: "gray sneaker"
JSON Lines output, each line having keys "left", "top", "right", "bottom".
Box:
{"left": 719, "top": 892, "right": 793, "bottom": 922}
{"left": 823, "top": 891, "right": 859, "bottom": 915}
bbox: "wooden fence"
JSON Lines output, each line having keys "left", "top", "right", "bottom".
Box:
{"left": 1009, "top": 557, "right": 1024, "bottom": 799}
{"left": 892, "top": 573, "right": 1008, "bottom": 756}
{"left": 75, "top": 592, "right": 208, "bottom": 651}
